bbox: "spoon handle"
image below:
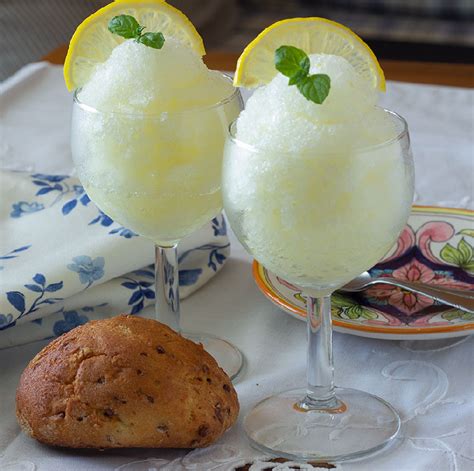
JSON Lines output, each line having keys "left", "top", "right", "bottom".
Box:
{"left": 371, "top": 278, "right": 474, "bottom": 313}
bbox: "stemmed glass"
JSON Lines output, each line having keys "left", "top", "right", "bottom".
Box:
{"left": 223, "top": 110, "right": 414, "bottom": 459}
{"left": 71, "top": 74, "right": 244, "bottom": 379}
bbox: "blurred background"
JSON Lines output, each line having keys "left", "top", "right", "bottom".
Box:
{"left": 1, "top": 0, "right": 473, "bottom": 81}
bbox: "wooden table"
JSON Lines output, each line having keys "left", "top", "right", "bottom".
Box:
{"left": 45, "top": 45, "right": 473, "bottom": 88}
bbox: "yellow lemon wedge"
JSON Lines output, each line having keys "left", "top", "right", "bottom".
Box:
{"left": 63, "top": 0, "right": 205, "bottom": 91}
{"left": 234, "top": 17, "right": 385, "bottom": 91}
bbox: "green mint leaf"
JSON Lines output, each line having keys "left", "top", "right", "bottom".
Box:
{"left": 108, "top": 14, "right": 165, "bottom": 50}
{"left": 288, "top": 69, "right": 307, "bottom": 85}
{"left": 296, "top": 74, "right": 331, "bottom": 104}
{"left": 137, "top": 32, "right": 165, "bottom": 49}
{"left": 108, "top": 15, "right": 142, "bottom": 39}
{"left": 275, "top": 45, "right": 310, "bottom": 80}
{"left": 275, "top": 45, "right": 331, "bottom": 104}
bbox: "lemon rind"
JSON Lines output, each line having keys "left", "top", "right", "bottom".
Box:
{"left": 234, "top": 17, "right": 385, "bottom": 92}
{"left": 64, "top": 0, "right": 205, "bottom": 91}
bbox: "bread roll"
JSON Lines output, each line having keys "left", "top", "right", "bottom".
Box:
{"left": 16, "top": 315, "right": 239, "bottom": 448}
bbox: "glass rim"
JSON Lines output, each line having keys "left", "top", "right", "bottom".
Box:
{"left": 227, "top": 108, "right": 409, "bottom": 155}
{"left": 73, "top": 72, "right": 240, "bottom": 117}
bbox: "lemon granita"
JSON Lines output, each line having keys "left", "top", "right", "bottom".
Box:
{"left": 222, "top": 17, "right": 414, "bottom": 461}
{"left": 68, "top": 1, "right": 240, "bottom": 245}
{"left": 223, "top": 21, "right": 413, "bottom": 294}
{"left": 67, "top": 0, "right": 244, "bottom": 378}
{"left": 79, "top": 38, "right": 233, "bottom": 114}
{"left": 236, "top": 53, "right": 394, "bottom": 153}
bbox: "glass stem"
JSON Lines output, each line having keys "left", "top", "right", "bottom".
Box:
{"left": 298, "top": 295, "right": 343, "bottom": 411}
{"left": 154, "top": 244, "right": 180, "bottom": 333}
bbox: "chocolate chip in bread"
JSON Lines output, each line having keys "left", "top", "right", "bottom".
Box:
{"left": 16, "top": 315, "right": 239, "bottom": 448}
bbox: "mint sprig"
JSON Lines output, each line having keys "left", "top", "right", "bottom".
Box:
{"left": 296, "top": 75, "right": 331, "bottom": 104}
{"left": 137, "top": 32, "right": 165, "bottom": 49}
{"left": 275, "top": 45, "right": 330, "bottom": 104}
{"left": 108, "top": 15, "right": 165, "bottom": 49}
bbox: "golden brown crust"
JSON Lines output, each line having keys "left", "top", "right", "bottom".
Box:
{"left": 16, "top": 315, "right": 239, "bottom": 448}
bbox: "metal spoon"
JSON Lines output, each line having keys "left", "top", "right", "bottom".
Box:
{"left": 340, "top": 272, "right": 474, "bottom": 313}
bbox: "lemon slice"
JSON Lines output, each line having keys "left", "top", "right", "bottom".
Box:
{"left": 234, "top": 17, "right": 385, "bottom": 91}
{"left": 64, "top": 0, "right": 205, "bottom": 91}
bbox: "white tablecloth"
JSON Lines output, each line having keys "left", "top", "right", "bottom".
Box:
{"left": 0, "top": 63, "right": 473, "bottom": 470}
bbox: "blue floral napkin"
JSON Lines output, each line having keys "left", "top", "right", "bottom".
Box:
{"left": 0, "top": 170, "right": 230, "bottom": 349}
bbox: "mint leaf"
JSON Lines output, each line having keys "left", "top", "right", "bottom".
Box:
{"left": 108, "top": 15, "right": 142, "bottom": 39}
{"left": 288, "top": 69, "right": 308, "bottom": 85}
{"left": 108, "top": 14, "right": 165, "bottom": 50}
{"left": 137, "top": 32, "right": 165, "bottom": 49}
{"left": 296, "top": 74, "right": 331, "bottom": 104}
{"left": 275, "top": 45, "right": 310, "bottom": 80}
{"left": 274, "top": 45, "right": 331, "bottom": 104}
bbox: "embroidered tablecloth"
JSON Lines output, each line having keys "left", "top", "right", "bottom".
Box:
{"left": 0, "top": 63, "right": 472, "bottom": 470}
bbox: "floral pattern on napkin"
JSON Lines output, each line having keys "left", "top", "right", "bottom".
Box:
{"left": 0, "top": 170, "right": 230, "bottom": 349}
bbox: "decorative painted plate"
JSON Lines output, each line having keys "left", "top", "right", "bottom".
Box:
{"left": 253, "top": 206, "right": 474, "bottom": 340}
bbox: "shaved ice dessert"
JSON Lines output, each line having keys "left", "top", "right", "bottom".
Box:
{"left": 72, "top": 38, "right": 240, "bottom": 245}
{"left": 236, "top": 54, "right": 395, "bottom": 152}
{"left": 222, "top": 16, "right": 416, "bottom": 460}
{"left": 223, "top": 54, "right": 414, "bottom": 293}
{"left": 79, "top": 38, "right": 234, "bottom": 114}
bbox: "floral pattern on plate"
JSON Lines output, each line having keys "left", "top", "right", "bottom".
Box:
{"left": 253, "top": 206, "right": 474, "bottom": 340}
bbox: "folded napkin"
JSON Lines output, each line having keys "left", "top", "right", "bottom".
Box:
{"left": 0, "top": 170, "right": 230, "bottom": 349}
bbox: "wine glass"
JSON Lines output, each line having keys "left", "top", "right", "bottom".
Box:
{"left": 223, "top": 110, "right": 414, "bottom": 459}
{"left": 71, "top": 74, "right": 244, "bottom": 379}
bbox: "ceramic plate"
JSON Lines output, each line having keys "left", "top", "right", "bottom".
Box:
{"left": 253, "top": 206, "right": 474, "bottom": 340}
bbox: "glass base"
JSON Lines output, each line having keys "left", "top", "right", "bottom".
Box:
{"left": 183, "top": 332, "right": 244, "bottom": 381}
{"left": 244, "top": 387, "right": 400, "bottom": 462}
